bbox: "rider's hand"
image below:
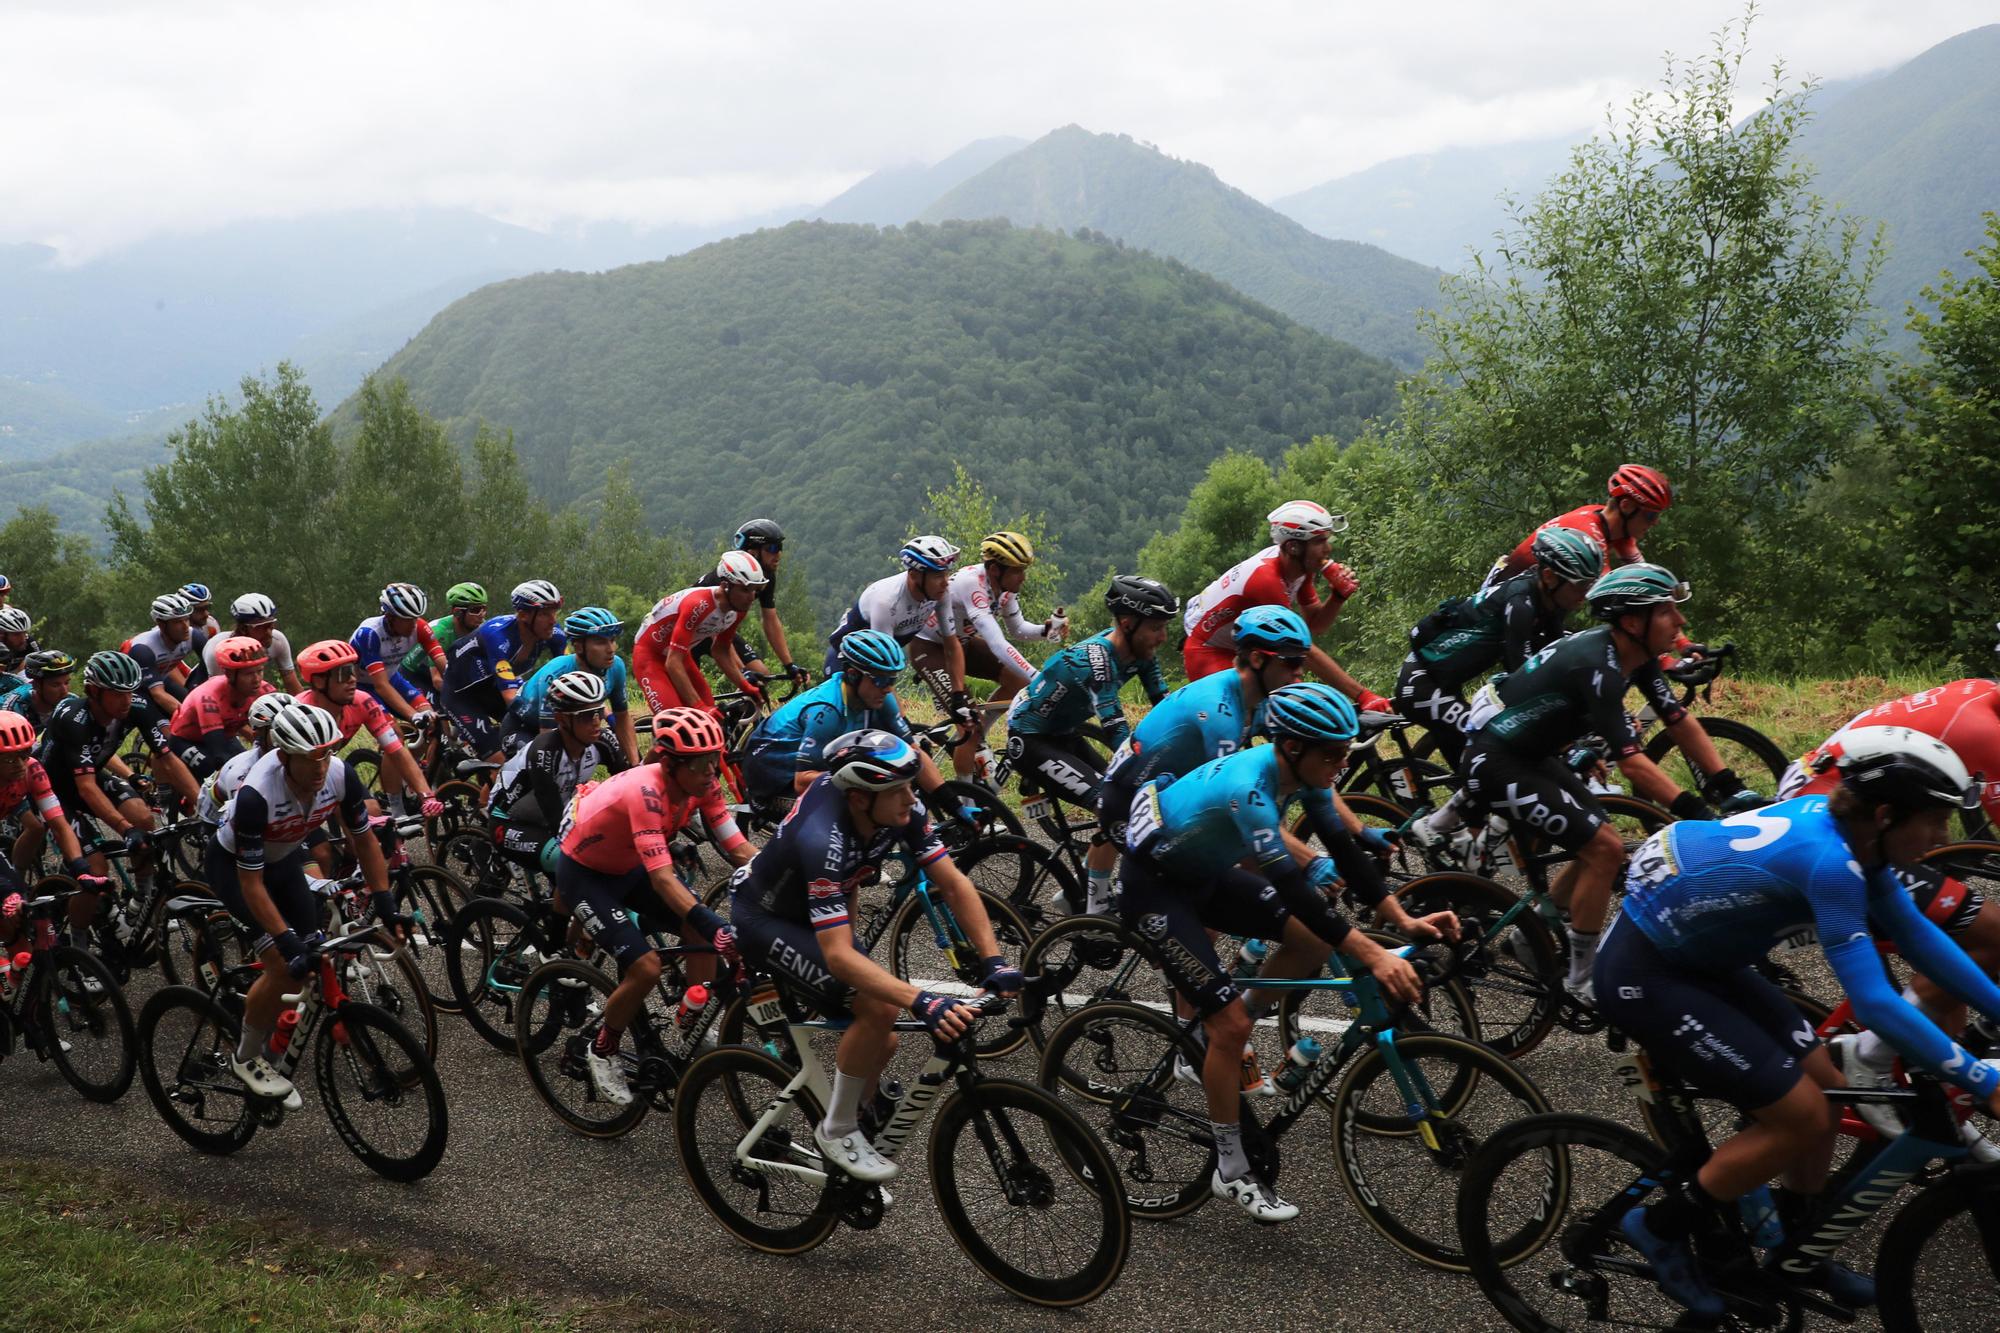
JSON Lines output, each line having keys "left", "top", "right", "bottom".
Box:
{"left": 274, "top": 929, "right": 313, "bottom": 980}
{"left": 121, "top": 826, "right": 151, "bottom": 855}
{"left": 911, "top": 989, "right": 975, "bottom": 1038}
{"left": 1365, "top": 947, "right": 1424, "bottom": 1007}
{"left": 409, "top": 709, "right": 436, "bottom": 730}
{"left": 1044, "top": 613, "right": 1070, "bottom": 642}
{"left": 947, "top": 689, "right": 979, "bottom": 731}
{"left": 1401, "top": 909, "right": 1461, "bottom": 944}
{"left": 1322, "top": 561, "right": 1359, "bottom": 600}
{"left": 0, "top": 893, "right": 21, "bottom": 923}
{"left": 1355, "top": 688, "right": 1393, "bottom": 715}
{"left": 784, "top": 662, "right": 811, "bottom": 687}
{"left": 65, "top": 856, "right": 96, "bottom": 880}
{"left": 1357, "top": 826, "right": 1399, "bottom": 863}
{"left": 980, "top": 954, "right": 1022, "bottom": 997}
{"left": 742, "top": 679, "right": 767, "bottom": 708}
{"left": 709, "top": 924, "right": 739, "bottom": 963}
{"left": 419, "top": 794, "right": 447, "bottom": 820}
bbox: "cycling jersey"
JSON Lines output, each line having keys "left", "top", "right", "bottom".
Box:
{"left": 0, "top": 756, "right": 64, "bottom": 824}
{"left": 1467, "top": 625, "right": 1685, "bottom": 760}
{"left": 1006, "top": 629, "right": 1166, "bottom": 749}
{"left": 201, "top": 628, "right": 295, "bottom": 679}
{"left": 167, "top": 675, "right": 274, "bottom": 742}
{"left": 511, "top": 653, "right": 632, "bottom": 729}
{"left": 397, "top": 615, "right": 461, "bottom": 679}
{"left": 32, "top": 694, "right": 175, "bottom": 814}
{"left": 1103, "top": 667, "right": 1259, "bottom": 790}
{"left": 490, "top": 727, "right": 627, "bottom": 825}
{"left": 1784, "top": 679, "right": 2000, "bottom": 824}
{"left": 0, "top": 635, "right": 42, "bottom": 675}
{"left": 1620, "top": 798, "right": 2000, "bottom": 1099}
{"left": 944, "top": 566, "right": 1048, "bottom": 679}
{"left": 1407, "top": 571, "right": 1569, "bottom": 692}
{"left": 632, "top": 585, "right": 750, "bottom": 714}
{"left": 1181, "top": 547, "right": 1324, "bottom": 677}
{"left": 125, "top": 625, "right": 202, "bottom": 695}
{"left": 1484, "top": 505, "right": 1637, "bottom": 589}
{"left": 216, "top": 749, "right": 369, "bottom": 869}
{"left": 558, "top": 763, "right": 746, "bottom": 876}
{"left": 729, "top": 774, "right": 945, "bottom": 932}
{"left": 0, "top": 682, "right": 55, "bottom": 729}
{"left": 444, "top": 615, "right": 568, "bottom": 697}
{"left": 825, "top": 573, "right": 958, "bottom": 668}
{"left": 743, "top": 672, "right": 912, "bottom": 799}
{"left": 297, "top": 686, "right": 403, "bottom": 752}
{"left": 350, "top": 614, "right": 444, "bottom": 706}
{"left": 197, "top": 744, "right": 266, "bottom": 825}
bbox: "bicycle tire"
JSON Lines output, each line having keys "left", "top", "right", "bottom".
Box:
{"left": 41, "top": 945, "right": 137, "bottom": 1103}
{"left": 514, "top": 957, "right": 648, "bottom": 1138}
{"left": 151, "top": 880, "right": 235, "bottom": 989}
{"left": 335, "top": 926, "right": 439, "bottom": 1062}
{"left": 1328, "top": 1030, "right": 1551, "bottom": 1271}
{"left": 346, "top": 748, "right": 384, "bottom": 794}
{"left": 434, "top": 829, "right": 526, "bottom": 901}
{"left": 444, "top": 896, "right": 542, "bottom": 1051}
{"left": 952, "top": 833, "right": 1084, "bottom": 934}
{"left": 928, "top": 1075, "right": 1130, "bottom": 1307}
{"left": 400, "top": 864, "right": 472, "bottom": 1014}
{"left": 886, "top": 886, "right": 1033, "bottom": 1058}
{"left": 1393, "top": 872, "right": 1561, "bottom": 1059}
{"left": 315, "top": 1000, "right": 449, "bottom": 1181}
{"left": 422, "top": 779, "right": 487, "bottom": 851}
{"left": 137, "top": 985, "right": 259, "bottom": 1155}
{"left": 1875, "top": 1170, "right": 2000, "bottom": 1333}
{"left": 1643, "top": 715, "right": 1788, "bottom": 793}
{"left": 673, "top": 1044, "right": 840, "bottom": 1255}
{"left": 1020, "top": 915, "right": 1163, "bottom": 1055}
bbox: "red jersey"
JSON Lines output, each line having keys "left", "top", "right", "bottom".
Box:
{"left": 298, "top": 687, "right": 403, "bottom": 752}
{"left": 1791, "top": 679, "right": 2000, "bottom": 823}
{"left": 167, "top": 674, "right": 275, "bottom": 742}
{"left": 634, "top": 586, "right": 745, "bottom": 666}
{"left": 1492, "top": 505, "right": 1640, "bottom": 586}
{"left": 1182, "top": 546, "right": 1324, "bottom": 654}
{"left": 0, "top": 756, "right": 64, "bottom": 823}
{"left": 558, "top": 763, "right": 747, "bottom": 875}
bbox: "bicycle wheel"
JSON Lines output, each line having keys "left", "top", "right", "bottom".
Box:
{"left": 1876, "top": 1172, "right": 2000, "bottom": 1333}
{"left": 444, "top": 896, "right": 544, "bottom": 1051}
{"left": 315, "top": 1001, "right": 449, "bottom": 1182}
{"left": 1328, "top": 1030, "right": 1552, "bottom": 1271}
{"left": 400, "top": 864, "right": 472, "bottom": 1014}
{"left": 1020, "top": 915, "right": 1163, "bottom": 1054}
{"left": 333, "top": 927, "right": 439, "bottom": 1062}
{"left": 514, "top": 957, "right": 648, "bottom": 1138}
{"left": 151, "top": 882, "right": 240, "bottom": 989}
{"left": 1643, "top": 715, "right": 1787, "bottom": 794}
{"left": 886, "top": 886, "right": 1033, "bottom": 1058}
{"left": 41, "top": 945, "right": 137, "bottom": 1102}
{"left": 929, "top": 1075, "right": 1130, "bottom": 1307}
{"left": 1393, "top": 872, "right": 1561, "bottom": 1059}
{"left": 346, "top": 748, "right": 383, "bottom": 794}
{"left": 435, "top": 829, "right": 528, "bottom": 902}
{"left": 1275, "top": 937, "right": 1482, "bottom": 1098}
{"left": 137, "top": 985, "right": 258, "bottom": 1155}
{"left": 952, "top": 834, "right": 1083, "bottom": 934}
{"left": 1036, "top": 1001, "right": 1213, "bottom": 1220}
{"left": 673, "top": 1044, "right": 839, "bottom": 1254}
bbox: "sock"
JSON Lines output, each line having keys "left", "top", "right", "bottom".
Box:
{"left": 1086, "top": 867, "right": 1115, "bottom": 914}
{"left": 387, "top": 790, "right": 410, "bottom": 818}
{"left": 1214, "top": 1121, "right": 1250, "bottom": 1181}
{"left": 1647, "top": 1175, "right": 1722, "bottom": 1242}
{"left": 237, "top": 1022, "right": 273, "bottom": 1065}
{"left": 591, "top": 1024, "right": 621, "bottom": 1056}
{"left": 823, "top": 1067, "right": 868, "bottom": 1139}
{"left": 1428, "top": 793, "right": 1467, "bottom": 834}
{"left": 1566, "top": 927, "right": 1601, "bottom": 988}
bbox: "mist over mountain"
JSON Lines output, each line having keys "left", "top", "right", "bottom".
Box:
{"left": 812, "top": 138, "right": 1029, "bottom": 225}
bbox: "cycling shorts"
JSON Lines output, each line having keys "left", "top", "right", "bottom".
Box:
{"left": 906, "top": 637, "right": 957, "bottom": 715}
{"left": 496, "top": 818, "right": 554, "bottom": 873}
{"left": 554, "top": 851, "right": 681, "bottom": 971}
{"left": 633, "top": 659, "right": 717, "bottom": 717}
{"left": 1096, "top": 770, "right": 1141, "bottom": 848}
{"left": 1181, "top": 641, "right": 1235, "bottom": 682}
{"left": 445, "top": 678, "right": 511, "bottom": 758}
{"left": 1461, "top": 738, "right": 1606, "bottom": 853}
{"left": 1118, "top": 853, "right": 1292, "bottom": 1018}
{"left": 1393, "top": 656, "right": 1470, "bottom": 770}
{"left": 961, "top": 636, "right": 1032, "bottom": 689}
{"left": 205, "top": 841, "right": 320, "bottom": 951}
{"left": 176, "top": 731, "right": 243, "bottom": 782}
{"left": 65, "top": 773, "right": 143, "bottom": 852}
{"left": 1006, "top": 731, "right": 1104, "bottom": 810}
{"left": 729, "top": 890, "right": 854, "bottom": 1018}
{"left": 1594, "top": 915, "right": 1819, "bottom": 1111}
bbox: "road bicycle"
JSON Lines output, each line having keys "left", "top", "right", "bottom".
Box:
{"left": 0, "top": 881, "right": 135, "bottom": 1102}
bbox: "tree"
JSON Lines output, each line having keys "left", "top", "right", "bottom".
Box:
{"left": 334, "top": 376, "right": 471, "bottom": 609}
{"left": 922, "top": 464, "right": 1068, "bottom": 637}
{"left": 0, "top": 506, "right": 114, "bottom": 654}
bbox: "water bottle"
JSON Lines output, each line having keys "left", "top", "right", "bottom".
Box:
{"left": 1738, "top": 1184, "right": 1784, "bottom": 1248}
{"left": 1233, "top": 937, "right": 1269, "bottom": 978}
{"left": 269, "top": 1006, "right": 302, "bottom": 1056}
{"left": 1274, "top": 1037, "right": 1322, "bottom": 1092}
{"left": 0, "top": 954, "right": 14, "bottom": 1001}
{"left": 676, "top": 982, "right": 710, "bottom": 1029}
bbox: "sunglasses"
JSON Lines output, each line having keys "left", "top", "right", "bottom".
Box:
{"left": 749, "top": 540, "right": 783, "bottom": 554}
{"left": 863, "top": 672, "right": 902, "bottom": 689}
{"left": 1272, "top": 654, "right": 1307, "bottom": 667}
{"left": 561, "top": 706, "right": 608, "bottom": 724}
{"left": 322, "top": 665, "right": 358, "bottom": 683}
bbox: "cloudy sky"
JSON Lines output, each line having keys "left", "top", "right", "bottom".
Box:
{"left": 4, "top": 0, "right": 1992, "bottom": 257}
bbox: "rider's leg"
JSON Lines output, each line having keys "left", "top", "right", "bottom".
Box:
{"left": 1551, "top": 821, "right": 1623, "bottom": 989}
{"left": 826, "top": 993, "right": 901, "bottom": 1139}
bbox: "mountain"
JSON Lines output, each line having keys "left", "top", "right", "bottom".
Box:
{"left": 813, "top": 137, "right": 1029, "bottom": 225}
{"left": 347, "top": 219, "right": 1400, "bottom": 603}
{"left": 919, "top": 127, "right": 1444, "bottom": 367}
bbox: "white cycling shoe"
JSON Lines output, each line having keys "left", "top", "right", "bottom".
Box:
{"left": 1562, "top": 976, "right": 1596, "bottom": 1008}
{"left": 1212, "top": 1169, "right": 1299, "bottom": 1223}
{"left": 584, "top": 1043, "right": 634, "bottom": 1107}
{"left": 1831, "top": 1035, "right": 1903, "bottom": 1138}
{"left": 230, "top": 1052, "right": 296, "bottom": 1101}
{"left": 815, "top": 1124, "right": 900, "bottom": 1183}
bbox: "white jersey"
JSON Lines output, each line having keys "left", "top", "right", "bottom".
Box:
{"left": 945, "top": 566, "right": 1049, "bottom": 670}
{"left": 841, "top": 573, "right": 958, "bottom": 645}
{"left": 202, "top": 628, "right": 295, "bottom": 677}
{"left": 198, "top": 743, "right": 265, "bottom": 825}
{"left": 1182, "top": 546, "right": 1311, "bottom": 652}
{"left": 216, "top": 748, "right": 368, "bottom": 868}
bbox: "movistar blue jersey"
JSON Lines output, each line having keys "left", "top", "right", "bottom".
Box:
{"left": 1006, "top": 629, "right": 1167, "bottom": 747}
{"left": 512, "top": 653, "right": 632, "bottom": 727}
{"left": 1620, "top": 796, "right": 2000, "bottom": 1098}
{"left": 1104, "top": 667, "right": 1258, "bottom": 789}
{"left": 746, "top": 672, "right": 913, "bottom": 774}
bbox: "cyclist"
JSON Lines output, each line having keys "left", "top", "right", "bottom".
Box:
{"left": 126, "top": 592, "right": 200, "bottom": 712}
{"left": 1094, "top": 606, "right": 1312, "bottom": 915}
{"left": 194, "top": 692, "right": 297, "bottom": 828}
{"left": 1480, "top": 462, "right": 1672, "bottom": 590}
{"left": 632, "top": 554, "right": 769, "bottom": 721}
{"left": 826, "top": 538, "right": 982, "bottom": 754}
{"left": 553, "top": 708, "right": 753, "bottom": 1108}
{"left": 202, "top": 593, "right": 305, "bottom": 694}
{"left": 509, "top": 607, "right": 641, "bottom": 761}
{"left": 0, "top": 710, "right": 99, "bottom": 919}
{"left": 728, "top": 729, "right": 1019, "bottom": 1182}
{"left": 0, "top": 650, "right": 75, "bottom": 731}
{"left": 294, "top": 640, "right": 445, "bottom": 823}
{"left": 1600, "top": 729, "right": 2000, "bottom": 1316}
{"left": 945, "top": 531, "right": 1068, "bottom": 723}
{"left": 1456, "top": 563, "right": 1756, "bottom": 1004}
{"left": 0, "top": 607, "right": 39, "bottom": 676}
{"left": 397, "top": 581, "right": 488, "bottom": 684}
{"left": 1119, "top": 683, "right": 1454, "bottom": 1222}
{"left": 741, "top": 630, "right": 949, "bottom": 807}
{"left": 207, "top": 702, "right": 393, "bottom": 1103}
{"left": 0, "top": 573, "right": 9, "bottom": 606}
{"left": 350, "top": 583, "right": 449, "bottom": 727}
{"left": 1182, "top": 500, "right": 1389, "bottom": 712}
{"left": 488, "top": 671, "right": 628, "bottom": 881}
{"left": 166, "top": 636, "right": 276, "bottom": 780}
{"left": 687, "top": 520, "right": 811, "bottom": 690}
{"left": 178, "top": 582, "right": 223, "bottom": 644}
{"left": 441, "top": 579, "right": 566, "bottom": 761}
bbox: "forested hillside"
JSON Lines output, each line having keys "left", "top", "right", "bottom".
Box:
{"left": 351, "top": 218, "right": 1399, "bottom": 603}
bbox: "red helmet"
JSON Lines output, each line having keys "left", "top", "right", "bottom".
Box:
{"left": 1607, "top": 463, "right": 1673, "bottom": 512}
{"left": 213, "top": 635, "right": 270, "bottom": 672}
{"left": 297, "top": 639, "right": 360, "bottom": 680}
{"left": 650, "top": 708, "right": 726, "bottom": 757}
{"left": 0, "top": 710, "right": 34, "bottom": 754}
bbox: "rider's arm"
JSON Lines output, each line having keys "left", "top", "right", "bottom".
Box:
{"left": 1870, "top": 878, "right": 2000, "bottom": 1034}
{"left": 1133, "top": 651, "right": 1168, "bottom": 708}
{"left": 1295, "top": 787, "right": 1391, "bottom": 910}
{"left": 332, "top": 766, "right": 392, "bottom": 900}
{"left": 135, "top": 705, "right": 200, "bottom": 805}
{"left": 1500, "top": 583, "right": 1540, "bottom": 672}
{"left": 1826, "top": 928, "right": 1999, "bottom": 1099}
{"left": 1304, "top": 646, "right": 1369, "bottom": 700}
{"left": 711, "top": 626, "right": 756, "bottom": 696}
{"left": 998, "top": 590, "right": 1047, "bottom": 642}
{"left": 226, "top": 784, "right": 295, "bottom": 939}
{"left": 388, "top": 742, "right": 433, "bottom": 804}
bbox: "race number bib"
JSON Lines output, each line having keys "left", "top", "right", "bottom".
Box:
{"left": 1125, "top": 784, "right": 1164, "bottom": 852}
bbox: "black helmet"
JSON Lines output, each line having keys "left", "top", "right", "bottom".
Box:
{"left": 1105, "top": 575, "right": 1179, "bottom": 621}
{"left": 734, "top": 518, "right": 785, "bottom": 550}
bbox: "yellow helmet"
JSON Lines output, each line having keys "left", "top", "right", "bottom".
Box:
{"left": 979, "top": 530, "right": 1036, "bottom": 568}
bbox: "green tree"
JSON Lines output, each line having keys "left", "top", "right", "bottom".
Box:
{"left": 460, "top": 425, "right": 557, "bottom": 600}
{"left": 334, "top": 377, "right": 470, "bottom": 608}
{"left": 0, "top": 506, "right": 114, "bottom": 654}
{"left": 921, "top": 464, "right": 1068, "bottom": 649}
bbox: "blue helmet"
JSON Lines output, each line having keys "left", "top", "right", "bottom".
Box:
{"left": 898, "top": 535, "right": 961, "bottom": 573}
{"left": 177, "top": 581, "right": 213, "bottom": 605}
{"left": 563, "top": 606, "right": 624, "bottom": 640}
{"left": 838, "top": 629, "right": 907, "bottom": 677}
{"left": 1262, "top": 682, "right": 1359, "bottom": 744}
{"left": 1232, "top": 606, "right": 1311, "bottom": 654}
{"left": 824, "top": 729, "right": 923, "bottom": 791}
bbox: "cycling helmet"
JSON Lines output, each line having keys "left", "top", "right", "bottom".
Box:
{"left": 297, "top": 639, "right": 360, "bottom": 679}
{"left": 824, "top": 729, "right": 923, "bottom": 791}
{"left": 1262, "top": 682, "right": 1360, "bottom": 744}
{"left": 178, "top": 581, "right": 213, "bottom": 606}
{"left": 83, "top": 650, "right": 142, "bottom": 692}
{"left": 1532, "top": 526, "right": 1608, "bottom": 585}
{"left": 268, "top": 702, "right": 342, "bottom": 756}
{"left": 511, "top": 579, "right": 563, "bottom": 610}
{"left": 715, "top": 550, "right": 770, "bottom": 587}
{"left": 563, "top": 606, "right": 625, "bottom": 640}
{"left": 1105, "top": 575, "right": 1180, "bottom": 621}
{"left": 247, "top": 692, "right": 296, "bottom": 731}
{"left": 230, "top": 592, "right": 277, "bottom": 623}
{"left": 0, "top": 607, "right": 29, "bottom": 634}
{"left": 151, "top": 592, "right": 193, "bottom": 622}
{"left": 733, "top": 518, "right": 785, "bottom": 550}
{"left": 980, "top": 531, "right": 1036, "bottom": 568}
{"left": 650, "top": 707, "right": 726, "bottom": 756}
{"left": 899, "top": 536, "right": 960, "bottom": 573}
{"left": 1268, "top": 500, "right": 1347, "bottom": 546}
{"left": 0, "top": 711, "right": 34, "bottom": 754}
{"left": 1814, "top": 725, "right": 1980, "bottom": 813}
{"left": 1587, "top": 563, "right": 1690, "bottom": 621}
{"left": 0, "top": 574, "right": 9, "bottom": 594}
{"left": 1607, "top": 463, "right": 1673, "bottom": 512}
{"left": 446, "top": 581, "right": 488, "bottom": 608}
{"left": 1232, "top": 605, "right": 1312, "bottom": 655}
{"left": 23, "top": 649, "right": 75, "bottom": 680}
{"left": 379, "top": 582, "right": 428, "bottom": 619}
{"left": 213, "top": 636, "right": 270, "bottom": 672}
{"left": 548, "top": 670, "right": 610, "bottom": 713}
{"left": 838, "top": 629, "right": 908, "bottom": 677}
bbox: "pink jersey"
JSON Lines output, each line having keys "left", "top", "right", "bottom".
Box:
{"left": 168, "top": 674, "right": 275, "bottom": 742}
{"left": 1182, "top": 546, "right": 1323, "bottom": 652}
{"left": 298, "top": 687, "right": 403, "bottom": 752}
{"left": 1790, "top": 678, "right": 2000, "bottom": 823}
{"left": 0, "top": 757, "right": 64, "bottom": 823}
{"left": 559, "top": 763, "right": 747, "bottom": 874}
{"left": 634, "top": 586, "right": 745, "bottom": 666}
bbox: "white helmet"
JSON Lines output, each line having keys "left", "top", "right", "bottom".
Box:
{"left": 247, "top": 692, "right": 297, "bottom": 730}
{"left": 899, "top": 535, "right": 961, "bottom": 573}
{"left": 0, "top": 607, "right": 29, "bottom": 634}
{"left": 1813, "top": 725, "right": 1980, "bottom": 812}
{"left": 511, "top": 579, "right": 563, "bottom": 610}
{"left": 715, "top": 550, "right": 770, "bottom": 587}
{"left": 151, "top": 592, "right": 194, "bottom": 622}
{"left": 231, "top": 592, "right": 277, "bottom": 623}
{"left": 1268, "top": 500, "right": 1346, "bottom": 546}
{"left": 547, "top": 670, "right": 609, "bottom": 712}
{"left": 379, "top": 582, "right": 428, "bottom": 619}
{"left": 269, "top": 702, "right": 342, "bottom": 755}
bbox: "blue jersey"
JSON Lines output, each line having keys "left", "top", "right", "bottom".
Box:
{"left": 1006, "top": 629, "right": 1167, "bottom": 747}
{"left": 512, "top": 653, "right": 631, "bottom": 727}
{"left": 728, "top": 775, "right": 946, "bottom": 932}
{"left": 1621, "top": 797, "right": 2000, "bottom": 1098}
{"left": 444, "top": 615, "right": 568, "bottom": 695}
{"left": 1131, "top": 744, "right": 1337, "bottom": 880}
{"left": 746, "top": 672, "right": 912, "bottom": 775}
{"left": 1104, "top": 667, "right": 1258, "bottom": 789}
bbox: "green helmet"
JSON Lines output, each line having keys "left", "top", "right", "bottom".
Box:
{"left": 1532, "top": 526, "right": 1607, "bottom": 585}
{"left": 1587, "top": 563, "right": 1690, "bottom": 621}
{"left": 83, "top": 649, "right": 143, "bottom": 692}
{"left": 447, "top": 581, "right": 488, "bottom": 609}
